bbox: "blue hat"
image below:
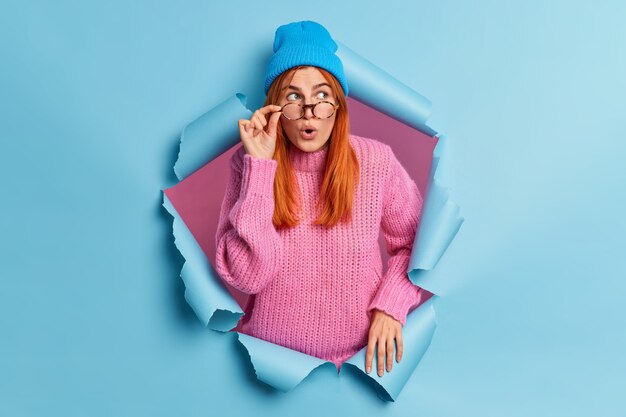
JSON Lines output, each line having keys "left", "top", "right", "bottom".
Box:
{"left": 264, "top": 20, "right": 349, "bottom": 96}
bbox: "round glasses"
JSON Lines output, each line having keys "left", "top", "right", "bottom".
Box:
{"left": 280, "top": 101, "right": 340, "bottom": 120}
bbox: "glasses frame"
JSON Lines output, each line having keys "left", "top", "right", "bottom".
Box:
{"left": 279, "top": 101, "right": 340, "bottom": 120}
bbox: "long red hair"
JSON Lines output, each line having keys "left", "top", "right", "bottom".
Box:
{"left": 264, "top": 66, "right": 360, "bottom": 229}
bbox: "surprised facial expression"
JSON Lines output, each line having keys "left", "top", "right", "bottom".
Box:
{"left": 278, "top": 66, "right": 338, "bottom": 153}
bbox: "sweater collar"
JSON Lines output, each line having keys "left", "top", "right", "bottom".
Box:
{"left": 288, "top": 142, "right": 329, "bottom": 172}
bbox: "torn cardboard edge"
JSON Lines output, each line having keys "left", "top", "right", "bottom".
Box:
{"left": 163, "top": 187, "right": 438, "bottom": 401}
{"left": 161, "top": 39, "right": 463, "bottom": 401}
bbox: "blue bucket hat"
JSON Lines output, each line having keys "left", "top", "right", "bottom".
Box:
{"left": 264, "top": 20, "right": 349, "bottom": 96}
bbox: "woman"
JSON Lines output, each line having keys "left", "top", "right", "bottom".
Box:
{"left": 215, "top": 20, "right": 425, "bottom": 377}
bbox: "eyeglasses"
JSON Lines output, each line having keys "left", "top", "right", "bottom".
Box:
{"left": 280, "top": 101, "right": 340, "bottom": 120}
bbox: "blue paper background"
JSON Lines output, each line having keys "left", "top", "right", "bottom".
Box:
{"left": 2, "top": 1, "right": 625, "bottom": 416}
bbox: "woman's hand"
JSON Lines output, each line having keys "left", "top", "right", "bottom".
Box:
{"left": 365, "top": 309, "right": 403, "bottom": 376}
{"left": 238, "top": 104, "right": 282, "bottom": 159}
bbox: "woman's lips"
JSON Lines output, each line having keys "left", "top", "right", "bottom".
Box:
{"left": 300, "top": 128, "right": 317, "bottom": 140}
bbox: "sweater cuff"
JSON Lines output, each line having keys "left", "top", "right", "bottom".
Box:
{"left": 367, "top": 275, "right": 422, "bottom": 326}
{"left": 240, "top": 154, "right": 278, "bottom": 198}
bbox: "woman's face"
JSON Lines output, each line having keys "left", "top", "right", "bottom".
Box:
{"left": 278, "top": 66, "right": 337, "bottom": 153}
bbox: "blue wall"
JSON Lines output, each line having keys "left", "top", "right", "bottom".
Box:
{"left": 1, "top": 1, "right": 625, "bottom": 416}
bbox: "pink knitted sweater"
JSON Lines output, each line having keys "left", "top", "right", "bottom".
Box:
{"left": 215, "top": 134, "right": 425, "bottom": 368}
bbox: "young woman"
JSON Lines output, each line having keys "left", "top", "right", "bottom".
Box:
{"left": 215, "top": 20, "right": 425, "bottom": 377}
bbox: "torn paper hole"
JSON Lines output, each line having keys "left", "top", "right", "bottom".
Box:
{"left": 161, "top": 42, "right": 462, "bottom": 401}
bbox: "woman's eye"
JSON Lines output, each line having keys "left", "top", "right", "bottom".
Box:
{"left": 286, "top": 91, "right": 329, "bottom": 101}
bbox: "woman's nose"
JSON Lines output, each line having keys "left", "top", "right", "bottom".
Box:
{"left": 303, "top": 105, "right": 315, "bottom": 119}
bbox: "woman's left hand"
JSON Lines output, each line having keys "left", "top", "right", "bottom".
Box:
{"left": 365, "top": 309, "right": 403, "bottom": 376}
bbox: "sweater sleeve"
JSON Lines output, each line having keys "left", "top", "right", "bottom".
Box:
{"left": 214, "top": 148, "right": 284, "bottom": 294}
{"left": 367, "top": 148, "right": 425, "bottom": 326}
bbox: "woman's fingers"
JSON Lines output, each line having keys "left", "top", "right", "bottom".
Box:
{"left": 253, "top": 105, "right": 279, "bottom": 127}
{"left": 252, "top": 112, "right": 266, "bottom": 129}
{"left": 377, "top": 336, "right": 386, "bottom": 377}
{"left": 246, "top": 121, "right": 255, "bottom": 136}
{"left": 266, "top": 110, "right": 282, "bottom": 139}
{"left": 258, "top": 104, "right": 282, "bottom": 116}
{"left": 238, "top": 119, "right": 251, "bottom": 140}
{"left": 238, "top": 107, "right": 279, "bottom": 159}
{"left": 248, "top": 116, "right": 260, "bottom": 133}
{"left": 248, "top": 105, "right": 282, "bottom": 136}
{"left": 386, "top": 338, "right": 395, "bottom": 372}
{"left": 366, "top": 336, "right": 400, "bottom": 376}
{"left": 365, "top": 336, "right": 376, "bottom": 374}
{"left": 364, "top": 310, "right": 405, "bottom": 377}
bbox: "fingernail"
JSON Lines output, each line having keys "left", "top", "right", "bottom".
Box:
{"left": 366, "top": 366, "right": 370, "bottom": 373}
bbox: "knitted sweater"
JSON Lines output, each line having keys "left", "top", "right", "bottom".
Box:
{"left": 215, "top": 134, "right": 425, "bottom": 368}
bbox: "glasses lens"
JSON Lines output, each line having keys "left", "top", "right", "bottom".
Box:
{"left": 282, "top": 104, "right": 302, "bottom": 120}
{"left": 314, "top": 102, "right": 335, "bottom": 119}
